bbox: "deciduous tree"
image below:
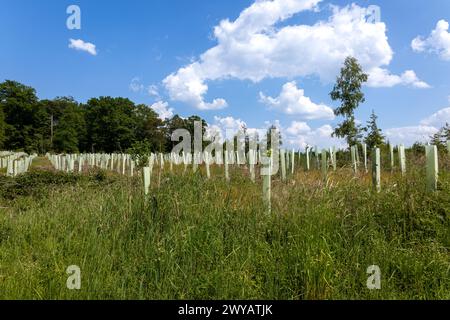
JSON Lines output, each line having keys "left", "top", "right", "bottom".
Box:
{"left": 330, "top": 57, "right": 368, "bottom": 147}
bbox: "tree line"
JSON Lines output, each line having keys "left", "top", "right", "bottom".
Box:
{"left": 0, "top": 80, "right": 207, "bottom": 154}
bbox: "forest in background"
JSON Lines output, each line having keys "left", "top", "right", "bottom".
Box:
{"left": 0, "top": 80, "right": 209, "bottom": 154}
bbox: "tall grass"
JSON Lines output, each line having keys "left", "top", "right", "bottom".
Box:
{"left": 0, "top": 162, "right": 448, "bottom": 299}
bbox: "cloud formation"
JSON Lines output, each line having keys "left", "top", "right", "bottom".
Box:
{"left": 412, "top": 20, "right": 450, "bottom": 61}
{"left": 205, "top": 105, "right": 450, "bottom": 150}
{"left": 259, "top": 81, "right": 335, "bottom": 120}
{"left": 129, "top": 77, "right": 144, "bottom": 93}
{"left": 68, "top": 39, "right": 97, "bottom": 56}
{"left": 129, "top": 78, "right": 160, "bottom": 99}
{"left": 206, "top": 116, "right": 248, "bottom": 141}
{"left": 285, "top": 121, "right": 345, "bottom": 149}
{"left": 420, "top": 107, "right": 450, "bottom": 127}
{"left": 367, "top": 68, "right": 430, "bottom": 89}
{"left": 385, "top": 107, "right": 450, "bottom": 145}
{"left": 385, "top": 126, "right": 438, "bottom": 146}
{"left": 164, "top": 0, "right": 428, "bottom": 110}
{"left": 150, "top": 101, "right": 174, "bottom": 120}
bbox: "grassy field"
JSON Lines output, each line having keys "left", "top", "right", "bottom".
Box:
{"left": 0, "top": 157, "right": 449, "bottom": 299}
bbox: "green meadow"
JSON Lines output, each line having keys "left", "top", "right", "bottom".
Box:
{"left": 0, "top": 155, "right": 448, "bottom": 300}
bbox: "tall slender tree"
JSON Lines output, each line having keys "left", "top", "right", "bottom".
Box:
{"left": 330, "top": 57, "right": 368, "bottom": 147}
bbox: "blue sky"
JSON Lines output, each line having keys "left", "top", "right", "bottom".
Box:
{"left": 1, "top": 0, "right": 450, "bottom": 148}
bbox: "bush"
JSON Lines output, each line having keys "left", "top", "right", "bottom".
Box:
{"left": 0, "top": 170, "right": 114, "bottom": 200}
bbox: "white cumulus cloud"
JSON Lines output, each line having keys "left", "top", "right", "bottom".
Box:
{"left": 285, "top": 121, "right": 345, "bottom": 150}
{"left": 286, "top": 121, "right": 311, "bottom": 135}
{"left": 163, "top": 1, "right": 428, "bottom": 110}
{"left": 420, "top": 107, "right": 450, "bottom": 127}
{"left": 206, "top": 116, "right": 248, "bottom": 141}
{"left": 385, "top": 107, "right": 450, "bottom": 146}
{"left": 69, "top": 38, "right": 97, "bottom": 56}
{"left": 367, "top": 68, "right": 430, "bottom": 89}
{"left": 163, "top": 64, "right": 227, "bottom": 110}
{"left": 259, "top": 81, "right": 335, "bottom": 120}
{"left": 150, "top": 101, "right": 174, "bottom": 120}
{"left": 385, "top": 126, "right": 438, "bottom": 146}
{"left": 412, "top": 20, "right": 450, "bottom": 61}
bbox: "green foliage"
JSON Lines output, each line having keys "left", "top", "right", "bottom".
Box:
{"left": 364, "top": 110, "right": 385, "bottom": 149}
{"left": 127, "top": 140, "right": 153, "bottom": 168}
{"left": 0, "top": 166, "right": 448, "bottom": 299}
{"left": 430, "top": 123, "right": 450, "bottom": 152}
{"left": 0, "top": 170, "right": 113, "bottom": 200}
{"left": 53, "top": 103, "right": 86, "bottom": 153}
{"left": 0, "top": 171, "right": 81, "bottom": 200}
{"left": 186, "top": 115, "right": 209, "bottom": 150}
{"left": 134, "top": 104, "right": 166, "bottom": 152}
{"left": 411, "top": 141, "right": 426, "bottom": 156}
{"left": 0, "top": 80, "right": 40, "bottom": 153}
{"left": 330, "top": 57, "right": 368, "bottom": 147}
{"left": 84, "top": 97, "right": 137, "bottom": 153}
{"left": 0, "top": 80, "right": 210, "bottom": 154}
{"left": 165, "top": 114, "right": 209, "bottom": 151}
